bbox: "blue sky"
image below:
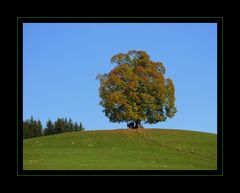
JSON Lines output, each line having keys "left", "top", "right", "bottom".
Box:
{"left": 23, "top": 23, "right": 217, "bottom": 133}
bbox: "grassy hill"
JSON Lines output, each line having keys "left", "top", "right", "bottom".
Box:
{"left": 23, "top": 129, "right": 217, "bottom": 170}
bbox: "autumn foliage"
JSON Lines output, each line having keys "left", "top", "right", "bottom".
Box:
{"left": 97, "top": 50, "right": 177, "bottom": 128}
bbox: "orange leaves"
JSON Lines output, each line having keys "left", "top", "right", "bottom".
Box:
{"left": 97, "top": 50, "right": 177, "bottom": 124}
{"left": 109, "top": 63, "right": 132, "bottom": 84}
{"left": 110, "top": 53, "right": 126, "bottom": 64}
{"left": 108, "top": 91, "right": 125, "bottom": 105}
{"left": 134, "top": 65, "right": 145, "bottom": 76}
{"left": 164, "top": 78, "right": 177, "bottom": 118}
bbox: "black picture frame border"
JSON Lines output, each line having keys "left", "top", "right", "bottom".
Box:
{"left": 17, "top": 16, "right": 223, "bottom": 176}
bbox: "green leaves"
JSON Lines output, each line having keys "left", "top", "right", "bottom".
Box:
{"left": 165, "top": 78, "right": 177, "bottom": 118}
{"left": 97, "top": 50, "right": 177, "bottom": 125}
{"left": 23, "top": 116, "right": 43, "bottom": 139}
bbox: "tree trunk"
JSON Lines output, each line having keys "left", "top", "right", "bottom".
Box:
{"left": 134, "top": 120, "right": 141, "bottom": 129}
{"left": 135, "top": 121, "right": 138, "bottom": 129}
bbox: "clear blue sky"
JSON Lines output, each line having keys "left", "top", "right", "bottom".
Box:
{"left": 23, "top": 23, "right": 217, "bottom": 133}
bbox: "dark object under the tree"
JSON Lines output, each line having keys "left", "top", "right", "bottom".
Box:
{"left": 127, "top": 121, "right": 141, "bottom": 129}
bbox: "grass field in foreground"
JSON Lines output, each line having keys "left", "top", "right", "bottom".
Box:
{"left": 23, "top": 128, "right": 217, "bottom": 170}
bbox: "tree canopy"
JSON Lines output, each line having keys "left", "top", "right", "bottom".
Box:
{"left": 97, "top": 50, "right": 177, "bottom": 128}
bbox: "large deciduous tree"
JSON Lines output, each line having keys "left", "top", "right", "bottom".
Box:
{"left": 97, "top": 50, "right": 177, "bottom": 128}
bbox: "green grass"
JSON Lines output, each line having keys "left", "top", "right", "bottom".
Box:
{"left": 23, "top": 128, "right": 217, "bottom": 170}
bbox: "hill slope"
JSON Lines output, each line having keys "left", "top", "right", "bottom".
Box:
{"left": 23, "top": 129, "right": 217, "bottom": 170}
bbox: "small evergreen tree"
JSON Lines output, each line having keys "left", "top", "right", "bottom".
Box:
{"left": 23, "top": 120, "right": 31, "bottom": 139}
{"left": 74, "top": 122, "right": 79, "bottom": 131}
{"left": 79, "top": 122, "right": 83, "bottom": 130}
{"left": 37, "top": 119, "right": 43, "bottom": 136}
{"left": 54, "top": 118, "right": 63, "bottom": 134}
{"left": 23, "top": 116, "right": 42, "bottom": 139}
{"left": 69, "top": 118, "right": 74, "bottom": 132}
{"left": 44, "top": 119, "right": 54, "bottom": 136}
{"left": 79, "top": 122, "right": 85, "bottom": 131}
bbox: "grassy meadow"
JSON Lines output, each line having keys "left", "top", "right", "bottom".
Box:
{"left": 23, "top": 129, "right": 217, "bottom": 170}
